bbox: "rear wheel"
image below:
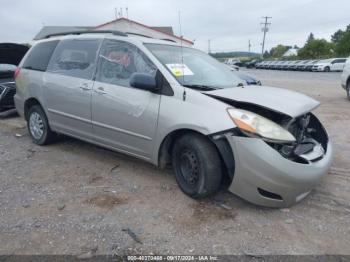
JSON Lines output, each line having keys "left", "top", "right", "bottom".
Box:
{"left": 27, "top": 105, "right": 56, "bottom": 145}
{"left": 172, "top": 134, "right": 222, "bottom": 199}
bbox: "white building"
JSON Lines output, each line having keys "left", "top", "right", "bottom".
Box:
{"left": 283, "top": 48, "right": 299, "bottom": 57}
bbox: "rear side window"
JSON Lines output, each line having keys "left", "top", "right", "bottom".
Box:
{"left": 47, "top": 39, "right": 101, "bottom": 80}
{"left": 22, "top": 40, "right": 58, "bottom": 71}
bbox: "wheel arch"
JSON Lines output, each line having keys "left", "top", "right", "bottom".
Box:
{"left": 157, "top": 128, "right": 235, "bottom": 187}
{"left": 24, "top": 97, "right": 43, "bottom": 121}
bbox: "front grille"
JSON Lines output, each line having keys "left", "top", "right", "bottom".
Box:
{"left": 0, "top": 86, "right": 16, "bottom": 108}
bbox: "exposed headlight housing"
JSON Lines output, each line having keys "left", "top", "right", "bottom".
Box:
{"left": 227, "top": 108, "right": 296, "bottom": 143}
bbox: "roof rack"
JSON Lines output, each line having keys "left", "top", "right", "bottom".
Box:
{"left": 160, "top": 38, "right": 177, "bottom": 43}
{"left": 124, "top": 32, "right": 152, "bottom": 38}
{"left": 45, "top": 30, "right": 127, "bottom": 39}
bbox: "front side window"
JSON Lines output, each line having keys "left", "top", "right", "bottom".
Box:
{"left": 47, "top": 39, "right": 101, "bottom": 80}
{"left": 95, "top": 39, "right": 157, "bottom": 87}
{"left": 145, "top": 44, "right": 242, "bottom": 90}
{"left": 22, "top": 40, "right": 58, "bottom": 71}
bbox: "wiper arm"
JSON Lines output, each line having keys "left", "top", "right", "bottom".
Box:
{"left": 183, "top": 84, "right": 217, "bottom": 91}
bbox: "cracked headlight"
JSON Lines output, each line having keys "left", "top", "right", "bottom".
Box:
{"left": 227, "top": 108, "right": 296, "bottom": 142}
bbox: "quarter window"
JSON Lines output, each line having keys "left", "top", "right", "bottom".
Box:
{"left": 96, "top": 39, "right": 157, "bottom": 87}
{"left": 22, "top": 40, "right": 59, "bottom": 71}
{"left": 47, "top": 39, "right": 101, "bottom": 80}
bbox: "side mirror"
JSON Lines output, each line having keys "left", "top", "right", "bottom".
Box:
{"left": 130, "top": 73, "right": 158, "bottom": 92}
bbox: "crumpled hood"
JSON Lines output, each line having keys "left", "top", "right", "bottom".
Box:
{"left": 206, "top": 85, "right": 320, "bottom": 118}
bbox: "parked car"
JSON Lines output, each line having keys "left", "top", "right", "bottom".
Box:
{"left": 304, "top": 60, "right": 319, "bottom": 71}
{"left": 279, "top": 61, "right": 291, "bottom": 70}
{"left": 235, "top": 72, "right": 261, "bottom": 85}
{"left": 312, "top": 58, "right": 347, "bottom": 72}
{"left": 262, "top": 61, "right": 273, "bottom": 69}
{"left": 15, "top": 31, "right": 332, "bottom": 207}
{"left": 0, "top": 43, "right": 29, "bottom": 111}
{"left": 226, "top": 64, "right": 239, "bottom": 71}
{"left": 288, "top": 60, "right": 301, "bottom": 71}
{"left": 341, "top": 57, "right": 350, "bottom": 100}
{"left": 296, "top": 60, "right": 310, "bottom": 71}
{"left": 277, "top": 61, "right": 289, "bottom": 70}
{"left": 256, "top": 61, "right": 264, "bottom": 69}
{"left": 246, "top": 59, "right": 261, "bottom": 69}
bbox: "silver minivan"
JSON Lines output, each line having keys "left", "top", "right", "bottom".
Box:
{"left": 14, "top": 31, "right": 333, "bottom": 207}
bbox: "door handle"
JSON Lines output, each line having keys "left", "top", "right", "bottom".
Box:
{"left": 95, "top": 86, "right": 107, "bottom": 95}
{"left": 79, "top": 83, "right": 91, "bottom": 91}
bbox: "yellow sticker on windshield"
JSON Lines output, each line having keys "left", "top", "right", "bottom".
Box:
{"left": 166, "top": 63, "right": 194, "bottom": 77}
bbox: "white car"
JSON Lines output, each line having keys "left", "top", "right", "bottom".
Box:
{"left": 312, "top": 58, "right": 347, "bottom": 72}
{"left": 341, "top": 57, "right": 350, "bottom": 100}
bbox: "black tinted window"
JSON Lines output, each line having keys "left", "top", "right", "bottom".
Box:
{"left": 22, "top": 40, "right": 58, "bottom": 71}
{"left": 96, "top": 39, "right": 156, "bottom": 87}
{"left": 47, "top": 39, "right": 101, "bottom": 80}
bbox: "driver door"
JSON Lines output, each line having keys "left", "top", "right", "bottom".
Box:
{"left": 91, "top": 39, "right": 160, "bottom": 160}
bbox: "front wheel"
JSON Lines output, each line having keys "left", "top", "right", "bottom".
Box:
{"left": 347, "top": 82, "right": 350, "bottom": 101}
{"left": 172, "top": 134, "right": 222, "bottom": 199}
{"left": 324, "top": 66, "right": 330, "bottom": 72}
{"left": 27, "top": 105, "right": 56, "bottom": 145}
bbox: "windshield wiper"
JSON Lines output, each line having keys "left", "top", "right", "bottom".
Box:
{"left": 183, "top": 84, "right": 217, "bottom": 91}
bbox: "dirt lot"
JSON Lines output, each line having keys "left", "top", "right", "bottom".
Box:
{"left": 0, "top": 69, "right": 349, "bottom": 256}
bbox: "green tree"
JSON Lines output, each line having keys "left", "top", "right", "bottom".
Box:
{"left": 332, "top": 25, "right": 350, "bottom": 57}
{"left": 307, "top": 33, "right": 315, "bottom": 42}
{"left": 298, "top": 37, "right": 334, "bottom": 59}
{"left": 332, "top": 29, "right": 344, "bottom": 43}
{"left": 267, "top": 45, "right": 291, "bottom": 58}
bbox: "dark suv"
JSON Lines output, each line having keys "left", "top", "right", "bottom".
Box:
{"left": 0, "top": 43, "right": 29, "bottom": 112}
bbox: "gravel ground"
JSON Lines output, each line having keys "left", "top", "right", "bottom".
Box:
{"left": 0, "top": 69, "right": 349, "bottom": 256}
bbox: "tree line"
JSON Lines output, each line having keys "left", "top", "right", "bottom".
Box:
{"left": 264, "top": 25, "right": 350, "bottom": 59}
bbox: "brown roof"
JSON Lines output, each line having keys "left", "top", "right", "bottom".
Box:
{"left": 95, "top": 18, "right": 193, "bottom": 45}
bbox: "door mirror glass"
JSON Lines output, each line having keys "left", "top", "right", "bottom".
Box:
{"left": 130, "top": 73, "right": 158, "bottom": 91}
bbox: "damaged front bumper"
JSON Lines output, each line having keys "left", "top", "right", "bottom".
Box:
{"left": 224, "top": 133, "right": 333, "bottom": 207}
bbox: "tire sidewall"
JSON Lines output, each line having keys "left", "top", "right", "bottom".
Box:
{"left": 173, "top": 143, "right": 206, "bottom": 196}
{"left": 172, "top": 134, "right": 222, "bottom": 198}
{"left": 27, "top": 105, "right": 50, "bottom": 145}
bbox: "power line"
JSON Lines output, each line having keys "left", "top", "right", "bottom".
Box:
{"left": 261, "top": 16, "right": 272, "bottom": 58}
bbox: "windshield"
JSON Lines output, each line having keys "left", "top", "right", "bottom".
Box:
{"left": 319, "top": 59, "right": 332, "bottom": 63}
{"left": 145, "top": 44, "right": 242, "bottom": 89}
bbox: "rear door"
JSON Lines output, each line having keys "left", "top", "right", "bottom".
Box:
{"left": 91, "top": 39, "right": 160, "bottom": 159}
{"left": 44, "top": 38, "right": 102, "bottom": 139}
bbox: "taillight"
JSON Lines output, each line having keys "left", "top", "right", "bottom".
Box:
{"left": 14, "top": 67, "right": 21, "bottom": 80}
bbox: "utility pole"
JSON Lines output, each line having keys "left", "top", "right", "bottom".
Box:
{"left": 248, "top": 39, "right": 251, "bottom": 53}
{"left": 261, "top": 16, "right": 272, "bottom": 58}
{"left": 208, "top": 39, "right": 211, "bottom": 54}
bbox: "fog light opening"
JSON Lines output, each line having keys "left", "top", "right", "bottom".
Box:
{"left": 258, "top": 188, "right": 283, "bottom": 201}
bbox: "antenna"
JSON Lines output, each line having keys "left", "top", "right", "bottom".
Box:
{"left": 115, "top": 7, "right": 118, "bottom": 19}
{"left": 178, "top": 11, "right": 186, "bottom": 101}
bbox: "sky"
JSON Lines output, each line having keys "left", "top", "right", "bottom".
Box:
{"left": 1, "top": 0, "right": 349, "bottom": 54}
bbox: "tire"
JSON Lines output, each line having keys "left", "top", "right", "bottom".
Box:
{"left": 347, "top": 82, "right": 350, "bottom": 101}
{"left": 27, "top": 105, "right": 56, "bottom": 145}
{"left": 172, "top": 134, "right": 222, "bottom": 199}
{"left": 324, "top": 66, "right": 330, "bottom": 72}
